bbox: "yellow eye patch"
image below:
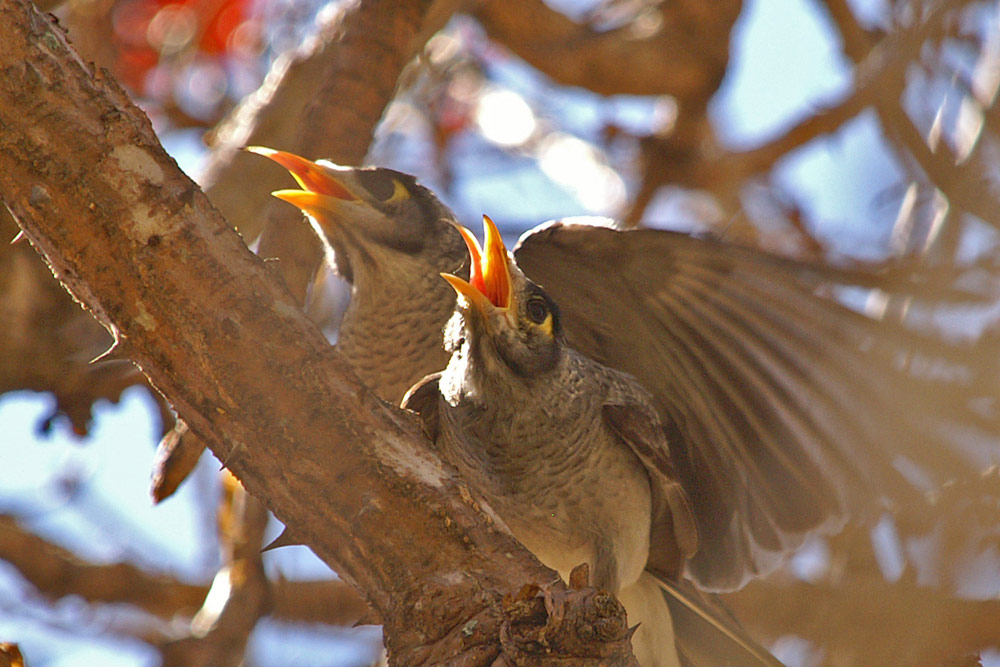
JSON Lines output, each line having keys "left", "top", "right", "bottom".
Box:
{"left": 384, "top": 179, "right": 410, "bottom": 204}
{"left": 525, "top": 297, "right": 553, "bottom": 337}
{"left": 535, "top": 313, "right": 554, "bottom": 338}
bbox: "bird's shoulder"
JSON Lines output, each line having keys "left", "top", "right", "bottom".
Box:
{"left": 401, "top": 372, "right": 443, "bottom": 441}
{"left": 571, "top": 349, "right": 699, "bottom": 563}
{"left": 564, "top": 348, "right": 660, "bottom": 422}
{"left": 563, "top": 349, "right": 682, "bottom": 479}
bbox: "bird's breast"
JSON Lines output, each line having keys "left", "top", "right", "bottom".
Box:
{"left": 440, "top": 398, "right": 652, "bottom": 592}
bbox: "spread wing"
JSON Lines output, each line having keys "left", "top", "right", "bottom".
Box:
{"left": 515, "top": 220, "right": 999, "bottom": 591}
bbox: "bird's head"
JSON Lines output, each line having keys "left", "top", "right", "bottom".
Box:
{"left": 442, "top": 215, "right": 563, "bottom": 378}
{"left": 247, "top": 147, "right": 464, "bottom": 283}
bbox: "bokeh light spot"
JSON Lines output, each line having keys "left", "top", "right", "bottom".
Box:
{"left": 476, "top": 89, "right": 536, "bottom": 147}
{"left": 147, "top": 4, "right": 198, "bottom": 55}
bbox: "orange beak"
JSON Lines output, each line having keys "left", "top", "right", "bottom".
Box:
{"left": 441, "top": 215, "right": 513, "bottom": 313}
{"left": 246, "top": 146, "right": 360, "bottom": 214}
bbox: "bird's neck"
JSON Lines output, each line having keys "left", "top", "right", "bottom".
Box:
{"left": 337, "top": 257, "right": 457, "bottom": 405}
{"left": 440, "top": 317, "right": 511, "bottom": 409}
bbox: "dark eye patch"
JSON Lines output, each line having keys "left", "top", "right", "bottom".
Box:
{"left": 356, "top": 169, "right": 402, "bottom": 201}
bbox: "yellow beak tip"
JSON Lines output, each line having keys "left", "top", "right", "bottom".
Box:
{"left": 440, "top": 272, "right": 468, "bottom": 291}
{"left": 441, "top": 272, "right": 491, "bottom": 310}
{"left": 271, "top": 189, "right": 323, "bottom": 212}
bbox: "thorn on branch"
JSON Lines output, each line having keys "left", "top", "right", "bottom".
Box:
{"left": 261, "top": 526, "right": 301, "bottom": 552}
{"left": 88, "top": 339, "right": 130, "bottom": 365}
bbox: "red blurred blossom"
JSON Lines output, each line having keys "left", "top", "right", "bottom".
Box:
{"left": 109, "top": 0, "right": 260, "bottom": 104}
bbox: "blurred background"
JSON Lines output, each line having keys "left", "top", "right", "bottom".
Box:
{"left": 1, "top": 0, "right": 999, "bottom": 664}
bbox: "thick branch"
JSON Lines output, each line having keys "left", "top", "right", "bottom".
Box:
{"left": 0, "top": 2, "right": 632, "bottom": 663}
{"left": 174, "top": 0, "right": 452, "bottom": 492}
{"left": 0, "top": 207, "right": 167, "bottom": 436}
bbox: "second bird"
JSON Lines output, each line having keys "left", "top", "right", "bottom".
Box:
{"left": 405, "top": 215, "right": 705, "bottom": 667}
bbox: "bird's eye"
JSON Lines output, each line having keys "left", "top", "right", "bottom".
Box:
{"left": 526, "top": 298, "right": 549, "bottom": 325}
{"left": 356, "top": 171, "right": 410, "bottom": 204}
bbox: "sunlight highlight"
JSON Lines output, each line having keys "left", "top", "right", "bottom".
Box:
{"left": 537, "top": 133, "right": 626, "bottom": 212}
{"left": 476, "top": 89, "right": 536, "bottom": 147}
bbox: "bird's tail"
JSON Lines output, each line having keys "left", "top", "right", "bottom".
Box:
{"left": 649, "top": 573, "right": 784, "bottom": 666}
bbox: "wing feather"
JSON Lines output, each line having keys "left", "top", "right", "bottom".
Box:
{"left": 515, "top": 221, "right": 999, "bottom": 590}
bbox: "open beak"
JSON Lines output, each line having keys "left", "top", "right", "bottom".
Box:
{"left": 246, "top": 146, "right": 361, "bottom": 220}
{"left": 441, "top": 215, "right": 513, "bottom": 316}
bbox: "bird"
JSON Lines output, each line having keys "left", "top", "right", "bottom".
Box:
{"left": 402, "top": 215, "right": 780, "bottom": 666}
{"left": 249, "top": 148, "right": 998, "bottom": 660}
{"left": 246, "top": 146, "right": 465, "bottom": 405}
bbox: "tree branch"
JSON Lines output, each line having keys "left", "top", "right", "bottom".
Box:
{"left": 0, "top": 512, "right": 369, "bottom": 627}
{"left": 160, "top": 476, "right": 274, "bottom": 667}
{"left": 0, "top": 514, "right": 205, "bottom": 617}
{"left": 0, "top": 207, "right": 167, "bottom": 436}
{"left": 818, "top": 0, "right": 1000, "bottom": 230}
{"left": 0, "top": 1, "right": 633, "bottom": 663}
{"left": 724, "top": 576, "right": 1000, "bottom": 664}
{"left": 474, "top": 0, "right": 741, "bottom": 101}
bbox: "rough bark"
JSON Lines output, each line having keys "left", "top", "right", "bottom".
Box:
{"left": 0, "top": 1, "right": 633, "bottom": 663}
{"left": 178, "top": 0, "right": 465, "bottom": 496}
{"left": 0, "top": 208, "right": 169, "bottom": 436}
{"left": 165, "top": 1, "right": 467, "bottom": 658}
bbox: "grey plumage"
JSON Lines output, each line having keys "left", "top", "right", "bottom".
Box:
{"left": 336, "top": 247, "right": 461, "bottom": 404}
{"left": 434, "top": 318, "right": 694, "bottom": 592}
